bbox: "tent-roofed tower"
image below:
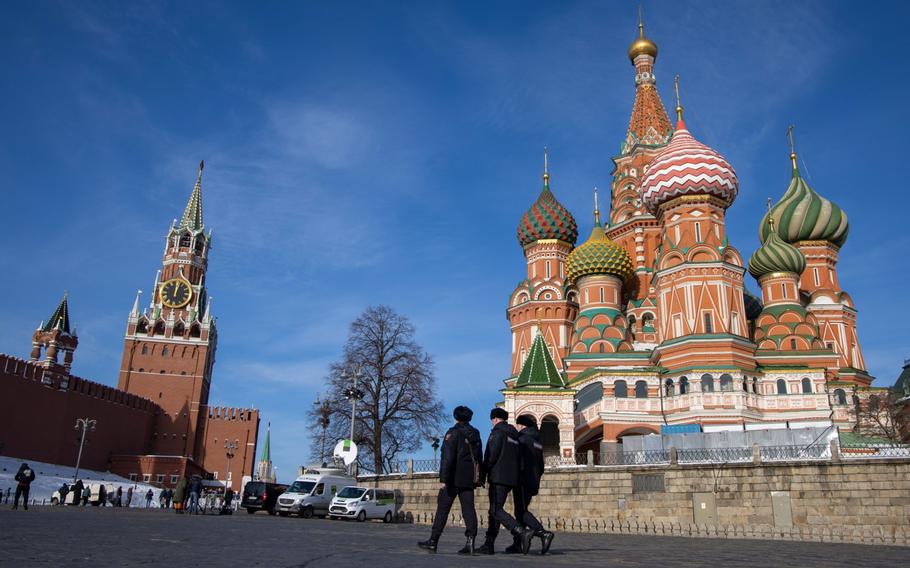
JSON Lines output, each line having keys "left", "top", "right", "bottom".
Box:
{"left": 606, "top": 13, "right": 673, "bottom": 348}
{"left": 30, "top": 292, "right": 79, "bottom": 372}
{"left": 256, "top": 422, "right": 275, "bottom": 482}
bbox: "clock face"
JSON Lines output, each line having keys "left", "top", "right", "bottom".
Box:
{"left": 160, "top": 278, "right": 192, "bottom": 308}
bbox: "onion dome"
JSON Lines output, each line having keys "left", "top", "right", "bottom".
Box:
{"left": 743, "top": 288, "right": 763, "bottom": 320}
{"left": 517, "top": 153, "right": 578, "bottom": 247}
{"left": 641, "top": 118, "right": 739, "bottom": 214}
{"left": 567, "top": 190, "right": 633, "bottom": 282}
{"left": 748, "top": 221, "right": 807, "bottom": 280}
{"left": 760, "top": 159, "right": 849, "bottom": 248}
{"left": 628, "top": 19, "right": 658, "bottom": 62}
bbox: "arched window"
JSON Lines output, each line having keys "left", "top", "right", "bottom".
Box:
{"left": 701, "top": 374, "right": 714, "bottom": 393}
{"left": 599, "top": 343, "right": 605, "bottom": 353}
{"left": 642, "top": 313, "right": 655, "bottom": 331}
{"left": 575, "top": 382, "right": 603, "bottom": 412}
{"left": 665, "top": 379, "right": 675, "bottom": 397}
{"left": 801, "top": 378, "right": 812, "bottom": 394}
{"left": 628, "top": 315, "right": 637, "bottom": 332}
{"left": 141, "top": 345, "right": 148, "bottom": 355}
{"left": 720, "top": 374, "right": 733, "bottom": 392}
{"left": 833, "top": 388, "right": 847, "bottom": 406}
{"left": 179, "top": 234, "right": 191, "bottom": 248}
{"left": 162, "top": 347, "right": 169, "bottom": 357}
{"left": 776, "top": 379, "right": 787, "bottom": 395}
{"left": 614, "top": 380, "right": 628, "bottom": 398}
{"left": 679, "top": 376, "right": 689, "bottom": 395}
{"left": 752, "top": 377, "right": 758, "bottom": 394}
{"left": 743, "top": 377, "right": 749, "bottom": 392}
{"left": 635, "top": 380, "right": 648, "bottom": 398}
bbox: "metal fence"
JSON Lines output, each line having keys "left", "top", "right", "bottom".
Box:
{"left": 760, "top": 444, "right": 830, "bottom": 462}
{"left": 677, "top": 446, "right": 753, "bottom": 464}
{"left": 840, "top": 441, "right": 910, "bottom": 459}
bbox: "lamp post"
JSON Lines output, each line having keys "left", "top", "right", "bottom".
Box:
{"left": 73, "top": 418, "right": 97, "bottom": 484}
{"left": 431, "top": 437, "right": 440, "bottom": 467}
{"left": 314, "top": 395, "right": 331, "bottom": 465}
{"left": 224, "top": 440, "right": 238, "bottom": 497}
{"left": 341, "top": 365, "right": 365, "bottom": 443}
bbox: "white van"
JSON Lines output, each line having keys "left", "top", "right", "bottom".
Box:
{"left": 275, "top": 467, "right": 354, "bottom": 518}
{"left": 328, "top": 487, "right": 397, "bottom": 523}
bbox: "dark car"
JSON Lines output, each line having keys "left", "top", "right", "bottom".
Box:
{"left": 242, "top": 481, "right": 288, "bottom": 515}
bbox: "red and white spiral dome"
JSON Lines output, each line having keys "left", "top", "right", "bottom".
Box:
{"left": 641, "top": 119, "right": 738, "bottom": 215}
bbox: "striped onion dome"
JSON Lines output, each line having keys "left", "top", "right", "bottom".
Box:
{"left": 743, "top": 288, "right": 763, "bottom": 320}
{"left": 641, "top": 119, "right": 739, "bottom": 214}
{"left": 566, "top": 224, "right": 634, "bottom": 282}
{"left": 748, "top": 227, "right": 807, "bottom": 280}
{"left": 760, "top": 166, "right": 849, "bottom": 248}
{"left": 517, "top": 180, "right": 578, "bottom": 247}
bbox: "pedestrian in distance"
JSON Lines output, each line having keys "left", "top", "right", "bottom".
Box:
{"left": 187, "top": 476, "right": 203, "bottom": 514}
{"left": 12, "top": 463, "right": 35, "bottom": 510}
{"left": 476, "top": 408, "right": 534, "bottom": 555}
{"left": 98, "top": 484, "right": 107, "bottom": 507}
{"left": 507, "top": 414, "right": 554, "bottom": 555}
{"left": 173, "top": 477, "right": 187, "bottom": 514}
{"left": 418, "top": 405, "right": 483, "bottom": 555}
{"left": 115, "top": 486, "right": 123, "bottom": 507}
{"left": 126, "top": 486, "right": 133, "bottom": 508}
{"left": 145, "top": 489, "right": 154, "bottom": 508}
{"left": 71, "top": 480, "right": 84, "bottom": 506}
{"left": 82, "top": 484, "right": 91, "bottom": 506}
{"left": 165, "top": 488, "right": 173, "bottom": 509}
{"left": 59, "top": 482, "right": 69, "bottom": 506}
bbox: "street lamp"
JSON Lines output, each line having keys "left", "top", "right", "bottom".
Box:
{"left": 431, "top": 437, "right": 440, "bottom": 467}
{"left": 313, "top": 395, "right": 331, "bottom": 465}
{"left": 73, "top": 418, "right": 97, "bottom": 483}
{"left": 224, "top": 440, "right": 238, "bottom": 497}
{"left": 341, "top": 365, "right": 365, "bottom": 443}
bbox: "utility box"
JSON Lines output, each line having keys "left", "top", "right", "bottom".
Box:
{"left": 771, "top": 491, "right": 793, "bottom": 527}
{"left": 692, "top": 492, "right": 717, "bottom": 525}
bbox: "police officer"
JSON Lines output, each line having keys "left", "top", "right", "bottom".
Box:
{"left": 476, "top": 408, "right": 534, "bottom": 555}
{"left": 418, "top": 406, "right": 483, "bottom": 554}
{"left": 508, "top": 414, "right": 555, "bottom": 555}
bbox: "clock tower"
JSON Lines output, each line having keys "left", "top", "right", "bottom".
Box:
{"left": 117, "top": 161, "right": 217, "bottom": 461}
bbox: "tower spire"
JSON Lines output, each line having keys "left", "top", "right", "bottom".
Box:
{"left": 179, "top": 160, "right": 205, "bottom": 231}
{"left": 787, "top": 125, "right": 798, "bottom": 171}
{"left": 42, "top": 292, "right": 72, "bottom": 334}
{"left": 543, "top": 147, "right": 549, "bottom": 185}
{"left": 674, "top": 74, "right": 684, "bottom": 122}
{"left": 766, "top": 198, "right": 775, "bottom": 231}
{"left": 593, "top": 186, "right": 601, "bottom": 226}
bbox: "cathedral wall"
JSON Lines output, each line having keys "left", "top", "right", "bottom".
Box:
{"left": 0, "top": 354, "right": 156, "bottom": 471}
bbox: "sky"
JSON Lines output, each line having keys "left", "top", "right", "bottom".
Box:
{"left": 2, "top": 1, "right": 909, "bottom": 483}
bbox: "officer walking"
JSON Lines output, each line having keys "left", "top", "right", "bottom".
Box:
{"left": 476, "top": 408, "right": 534, "bottom": 555}
{"left": 418, "top": 405, "right": 483, "bottom": 554}
{"left": 508, "top": 414, "right": 555, "bottom": 555}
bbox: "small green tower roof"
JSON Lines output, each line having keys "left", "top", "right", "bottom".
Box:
{"left": 259, "top": 422, "right": 271, "bottom": 463}
{"left": 179, "top": 160, "right": 205, "bottom": 231}
{"left": 515, "top": 331, "right": 565, "bottom": 389}
{"left": 42, "top": 292, "right": 72, "bottom": 334}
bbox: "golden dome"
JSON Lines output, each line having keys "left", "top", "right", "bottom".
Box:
{"left": 628, "top": 21, "right": 658, "bottom": 62}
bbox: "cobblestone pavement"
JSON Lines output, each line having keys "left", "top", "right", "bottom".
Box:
{"left": 1, "top": 506, "right": 906, "bottom": 567}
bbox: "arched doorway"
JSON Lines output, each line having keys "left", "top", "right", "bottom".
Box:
{"left": 540, "top": 415, "right": 560, "bottom": 460}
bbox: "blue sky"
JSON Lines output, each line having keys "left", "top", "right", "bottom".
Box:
{"left": 2, "top": 1, "right": 908, "bottom": 482}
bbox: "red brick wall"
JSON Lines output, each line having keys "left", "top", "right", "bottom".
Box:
{"left": 198, "top": 407, "right": 260, "bottom": 490}
{"left": 0, "top": 355, "right": 156, "bottom": 471}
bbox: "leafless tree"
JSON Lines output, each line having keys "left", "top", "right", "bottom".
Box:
{"left": 306, "top": 306, "right": 444, "bottom": 473}
{"left": 854, "top": 390, "right": 909, "bottom": 442}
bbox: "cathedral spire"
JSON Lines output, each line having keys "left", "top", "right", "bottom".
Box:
{"left": 593, "top": 187, "right": 601, "bottom": 226}
{"left": 179, "top": 160, "right": 205, "bottom": 231}
{"left": 787, "top": 124, "right": 798, "bottom": 171}
{"left": 42, "top": 292, "right": 72, "bottom": 334}
{"left": 543, "top": 146, "right": 549, "bottom": 186}
{"left": 622, "top": 13, "right": 672, "bottom": 154}
{"left": 674, "top": 74, "right": 684, "bottom": 123}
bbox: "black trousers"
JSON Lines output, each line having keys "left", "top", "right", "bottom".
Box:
{"left": 513, "top": 485, "right": 544, "bottom": 532}
{"left": 485, "top": 483, "right": 519, "bottom": 541}
{"left": 13, "top": 485, "right": 29, "bottom": 508}
{"left": 430, "top": 486, "right": 477, "bottom": 538}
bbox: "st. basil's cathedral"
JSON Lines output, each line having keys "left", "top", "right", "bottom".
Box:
{"left": 500, "top": 21, "right": 870, "bottom": 461}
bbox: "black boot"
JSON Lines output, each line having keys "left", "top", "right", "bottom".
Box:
{"left": 503, "top": 534, "right": 522, "bottom": 554}
{"left": 456, "top": 536, "right": 475, "bottom": 555}
{"left": 417, "top": 537, "right": 438, "bottom": 553}
{"left": 511, "top": 526, "right": 534, "bottom": 555}
{"left": 536, "top": 530, "right": 555, "bottom": 555}
{"left": 474, "top": 539, "right": 495, "bottom": 555}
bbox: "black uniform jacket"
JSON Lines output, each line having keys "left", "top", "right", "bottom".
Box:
{"left": 517, "top": 425, "right": 545, "bottom": 496}
{"left": 483, "top": 421, "right": 520, "bottom": 487}
{"left": 439, "top": 422, "right": 483, "bottom": 489}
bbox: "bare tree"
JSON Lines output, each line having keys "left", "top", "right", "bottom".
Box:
{"left": 854, "top": 390, "right": 909, "bottom": 442}
{"left": 306, "top": 306, "right": 444, "bottom": 473}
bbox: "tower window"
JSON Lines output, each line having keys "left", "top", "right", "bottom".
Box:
{"left": 599, "top": 288, "right": 604, "bottom": 303}
{"left": 614, "top": 380, "right": 628, "bottom": 398}
{"left": 673, "top": 315, "right": 683, "bottom": 337}
{"left": 781, "top": 283, "right": 787, "bottom": 299}
{"left": 546, "top": 261, "right": 551, "bottom": 279}
{"left": 776, "top": 379, "right": 787, "bottom": 394}
{"left": 731, "top": 312, "right": 740, "bottom": 335}
{"left": 694, "top": 222, "right": 702, "bottom": 242}
{"left": 162, "top": 347, "right": 168, "bottom": 356}
{"left": 141, "top": 345, "right": 148, "bottom": 355}
{"left": 790, "top": 338, "right": 797, "bottom": 350}
{"left": 813, "top": 268, "right": 820, "bottom": 287}
{"left": 674, "top": 225, "right": 681, "bottom": 243}
{"left": 703, "top": 313, "right": 713, "bottom": 334}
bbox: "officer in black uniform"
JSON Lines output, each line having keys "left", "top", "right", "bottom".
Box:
{"left": 507, "top": 414, "right": 555, "bottom": 555}
{"left": 476, "top": 408, "right": 534, "bottom": 555}
{"left": 418, "top": 406, "right": 483, "bottom": 554}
